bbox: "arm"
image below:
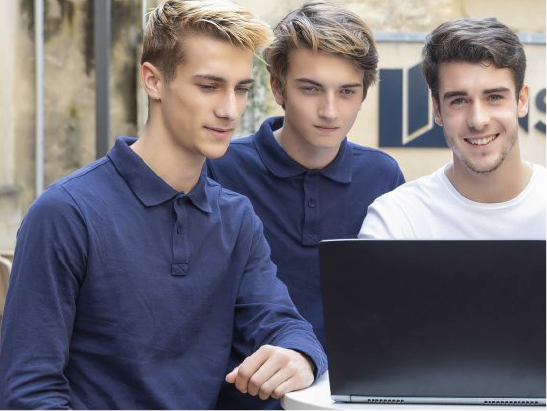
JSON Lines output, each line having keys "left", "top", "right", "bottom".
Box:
{"left": 0, "top": 187, "right": 87, "bottom": 409}
{"left": 227, "top": 210, "right": 326, "bottom": 400}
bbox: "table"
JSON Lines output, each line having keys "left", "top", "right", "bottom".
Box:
{"left": 281, "top": 372, "right": 543, "bottom": 410}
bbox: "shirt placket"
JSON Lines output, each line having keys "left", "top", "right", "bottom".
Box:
{"left": 172, "top": 194, "right": 190, "bottom": 276}
{"left": 302, "top": 171, "right": 319, "bottom": 245}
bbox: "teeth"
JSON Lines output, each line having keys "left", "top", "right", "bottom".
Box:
{"left": 467, "top": 135, "right": 497, "bottom": 145}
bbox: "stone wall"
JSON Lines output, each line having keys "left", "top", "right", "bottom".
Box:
{"left": 1, "top": 0, "right": 142, "bottom": 250}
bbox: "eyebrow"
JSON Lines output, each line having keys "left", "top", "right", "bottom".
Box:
{"left": 295, "top": 78, "right": 363, "bottom": 88}
{"left": 192, "top": 74, "right": 254, "bottom": 86}
{"left": 443, "top": 87, "right": 512, "bottom": 100}
{"left": 483, "top": 87, "right": 511, "bottom": 94}
{"left": 442, "top": 91, "right": 467, "bottom": 100}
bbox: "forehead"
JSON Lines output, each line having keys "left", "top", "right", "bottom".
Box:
{"left": 437, "top": 61, "right": 516, "bottom": 94}
{"left": 285, "top": 48, "right": 364, "bottom": 85}
{"left": 176, "top": 33, "right": 254, "bottom": 80}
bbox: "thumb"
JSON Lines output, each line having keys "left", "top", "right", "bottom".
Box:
{"left": 225, "top": 366, "right": 239, "bottom": 383}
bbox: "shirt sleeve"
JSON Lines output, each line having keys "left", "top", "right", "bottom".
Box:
{"left": 233, "top": 208, "right": 327, "bottom": 380}
{"left": 0, "top": 185, "right": 87, "bottom": 409}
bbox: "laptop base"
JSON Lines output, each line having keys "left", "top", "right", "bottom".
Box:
{"left": 332, "top": 395, "right": 545, "bottom": 406}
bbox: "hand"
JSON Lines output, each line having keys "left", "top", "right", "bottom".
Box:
{"left": 225, "top": 345, "right": 315, "bottom": 400}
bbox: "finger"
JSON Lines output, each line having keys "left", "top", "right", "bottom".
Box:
{"left": 271, "top": 376, "right": 301, "bottom": 400}
{"left": 246, "top": 356, "right": 282, "bottom": 397}
{"left": 234, "top": 345, "right": 272, "bottom": 393}
{"left": 225, "top": 366, "right": 239, "bottom": 383}
{"left": 257, "top": 367, "right": 292, "bottom": 400}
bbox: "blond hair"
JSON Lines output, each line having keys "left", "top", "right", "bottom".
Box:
{"left": 141, "top": 0, "right": 271, "bottom": 82}
{"left": 264, "top": 1, "right": 378, "bottom": 98}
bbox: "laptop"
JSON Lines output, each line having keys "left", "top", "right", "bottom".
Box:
{"left": 319, "top": 239, "right": 546, "bottom": 406}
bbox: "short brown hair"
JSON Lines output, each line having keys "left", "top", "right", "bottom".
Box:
{"left": 141, "top": 0, "right": 271, "bottom": 82}
{"left": 422, "top": 17, "right": 526, "bottom": 102}
{"left": 263, "top": 1, "right": 378, "bottom": 98}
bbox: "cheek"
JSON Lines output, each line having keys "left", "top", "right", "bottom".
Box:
{"left": 236, "top": 95, "right": 249, "bottom": 115}
{"left": 344, "top": 100, "right": 362, "bottom": 120}
{"left": 286, "top": 99, "right": 314, "bottom": 121}
{"left": 439, "top": 110, "right": 466, "bottom": 132}
{"left": 492, "top": 106, "right": 518, "bottom": 122}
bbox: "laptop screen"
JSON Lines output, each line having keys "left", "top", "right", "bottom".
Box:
{"left": 319, "top": 240, "right": 546, "bottom": 402}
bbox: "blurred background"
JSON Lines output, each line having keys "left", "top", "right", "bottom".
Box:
{"left": 0, "top": 0, "right": 545, "bottom": 253}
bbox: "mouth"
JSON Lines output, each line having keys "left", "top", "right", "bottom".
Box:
{"left": 204, "top": 126, "right": 234, "bottom": 138}
{"left": 314, "top": 125, "right": 339, "bottom": 133}
{"left": 464, "top": 133, "right": 499, "bottom": 146}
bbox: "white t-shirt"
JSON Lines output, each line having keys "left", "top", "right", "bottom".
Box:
{"left": 359, "top": 163, "right": 546, "bottom": 240}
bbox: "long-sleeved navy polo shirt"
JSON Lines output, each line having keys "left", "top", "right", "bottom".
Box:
{"left": 0, "top": 137, "right": 326, "bottom": 410}
{"left": 208, "top": 117, "right": 405, "bottom": 409}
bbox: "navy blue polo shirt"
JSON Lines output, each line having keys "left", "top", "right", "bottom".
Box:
{"left": 0, "top": 137, "right": 326, "bottom": 410}
{"left": 208, "top": 117, "right": 404, "bottom": 409}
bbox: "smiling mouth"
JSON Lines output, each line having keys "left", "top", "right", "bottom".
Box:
{"left": 464, "top": 134, "right": 499, "bottom": 146}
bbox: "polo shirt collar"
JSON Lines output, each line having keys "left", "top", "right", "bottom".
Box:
{"left": 108, "top": 137, "right": 211, "bottom": 212}
{"left": 254, "top": 117, "right": 353, "bottom": 183}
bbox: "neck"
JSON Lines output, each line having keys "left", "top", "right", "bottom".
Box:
{"left": 273, "top": 123, "right": 340, "bottom": 170}
{"left": 132, "top": 118, "right": 204, "bottom": 194}
{"left": 446, "top": 149, "right": 532, "bottom": 203}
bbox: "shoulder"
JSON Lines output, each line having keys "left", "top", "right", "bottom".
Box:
{"left": 532, "top": 163, "right": 547, "bottom": 179}
{"left": 371, "top": 168, "right": 443, "bottom": 208}
{"left": 216, "top": 135, "right": 257, "bottom": 161}
{"left": 55, "top": 157, "right": 112, "bottom": 195}
{"left": 25, "top": 158, "right": 112, "bottom": 226}
{"left": 207, "top": 135, "right": 264, "bottom": 182}
{"left": 206, "top": 177, "right": 254, "bottom": 211}
{"left": 205, "top": 178, "right": 261, "bottom": 237}
{"left": 347, "top": 142, "right": 401, "bottom": 171}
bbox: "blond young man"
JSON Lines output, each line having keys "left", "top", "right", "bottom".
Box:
{"left": 359, "top": 18, "right": 546, "bottom": 240}
{"left": 0, "top": 1, "right": 326, "bottom": 408}
{"left": 208, "top": 2, "right": 404, "bottom": 408}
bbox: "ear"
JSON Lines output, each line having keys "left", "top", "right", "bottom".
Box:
{"left": 432, "top": 96, "right": 443, "bottom": 127}
{"left": 270, "top": 76, "right": 285, "bottom": 107}
{"left": 141, "top": 62, "right": 163, "bottom": 101}
{"left": 517, "top": 84, "right": 529, "bottom": 118}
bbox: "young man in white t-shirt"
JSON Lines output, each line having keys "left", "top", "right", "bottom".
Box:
{"left": 359, "top": 17, "right": 546, "bottom": 240}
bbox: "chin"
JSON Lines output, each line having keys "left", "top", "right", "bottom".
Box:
{"left": 310, "top": 137, "right": 344, "bottom": 149}
{"left": 202, "top": 146, "right": 229, "bottom": 160}
{"left": 463, "top": 158, "right": 504, "bottom": 174}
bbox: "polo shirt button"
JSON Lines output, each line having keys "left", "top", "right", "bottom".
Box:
{"left": 177, "top": 198, "right": 183, "bottom": 205}
{"left": 176, "top": 225, "right": 182, "bottom": 234}
{"left": 308, "top": 200, "right": 315, "bottom": 208}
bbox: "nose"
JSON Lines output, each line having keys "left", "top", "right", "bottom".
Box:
{"left": 467, "top": 101, "right": 490, "bottom": 131}
{"left": 215, "top": 91, "right": 240, "bottom": 121}
{"left": 318, "top": 93, "right": 338, "bottom": 121}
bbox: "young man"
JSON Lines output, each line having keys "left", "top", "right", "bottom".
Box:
{"left": 208, "top": 2, "right": 405, "bottom": 408}
{"left": 359, "top": 18, "right": 546, "bottom": 240}
{"left": 0, "top": 1, "right": 327, "bottom": 409}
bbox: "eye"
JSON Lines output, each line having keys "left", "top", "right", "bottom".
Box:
{"left": 235, "top": 86, "right": 252, "bottom": 95}
{"left": 301, "top": 86, "right": 319, "bottom": 94}
{"left": 340, "top": 88, "right": 356, "bottom": 97}
{"left": 450, "top": 97, "right": 467, "bottom": 106}
{"left": 487, "top": 94, "right": 503, "bottom": 102}
{"left": 198, "top": 84, "right": 218, "bottom": 92}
